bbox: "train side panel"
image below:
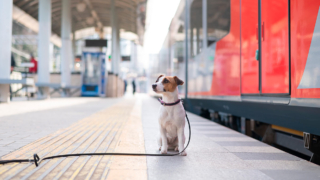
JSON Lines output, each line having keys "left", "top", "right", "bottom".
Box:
{"left": 291, "top": 0, "right": 320, "bottom": 98}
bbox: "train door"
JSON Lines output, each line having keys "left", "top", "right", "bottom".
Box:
{"left": 241, "top": 0, "right": 290, "bottom": 95}
{"left": 260, "top": 0, "right": 289, "bottom": 94}
{"left": 241, "top": 0, "right": 259, "bottom": 94}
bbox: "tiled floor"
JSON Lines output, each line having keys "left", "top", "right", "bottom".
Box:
{"left": 0, "top": 95, "right": 319, "bottom": 179}
{"left": 141, "top": 96, "right": 320, "bottom": 180}
{"left": 0, "top": 97, "right": 120, "bottom": 157}
{"left": 0, "top": 98, "right": 139, "bottom": 179}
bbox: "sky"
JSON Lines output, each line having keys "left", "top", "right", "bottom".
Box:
{"left": 143, "top": 0, "right": 181, "bottom": 54}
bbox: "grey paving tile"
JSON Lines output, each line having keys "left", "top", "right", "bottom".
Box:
{"left": 216, "top": 141, "right": 269, "bottom": 147}
{"left": 0, "top": 140, "right": 15, "bottom": 145}
{"left": 209, "top": 136, "right": 257, "bottom": 141}
{"left": 225, "top": 146, "right": 284, "bottom": 153}
{"left": 205, "top": 133, "right": 245, "bottom": 137}
{"left": 213, "top": 169, "right": 273, "bottom": 180}
{"left": 0, "top": 151, "right": 10, "bottom": 157}
{"left": 246, "top": 159, "right": 318, "bottom": 170}
{"left": 234, "top": 152, "right": 301, "bottom": 161}
{"left": 261, "top": 170, "right": 320, "bottom": 180}
{"left": 194, "top": 127, "right": 231, "bottom": 131}
{"left": 191, "top": 122, "right": 222, "bottom": 126}
{"left": 148, "top": 166, "right": 223, "bottom": 180}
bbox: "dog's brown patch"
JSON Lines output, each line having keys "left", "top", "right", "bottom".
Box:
{"left": 174, "top": 76, "right": 184, "bottom": 86}
{"left": 155, "top": 75, "right": 164, "bottom": 82}
{"left": 162, "top": 76, "right": 184, "bottom": 92}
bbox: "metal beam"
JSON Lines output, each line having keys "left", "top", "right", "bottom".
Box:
{"left": 83, "top": 0, "right": 104, "bottom": 36}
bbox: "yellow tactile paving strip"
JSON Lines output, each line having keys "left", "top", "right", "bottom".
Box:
{"left": 0, "top": 99, "right": 147, "bottom": 180}
{"left": 107, "top": 100, "right": 147, "bottom": 180}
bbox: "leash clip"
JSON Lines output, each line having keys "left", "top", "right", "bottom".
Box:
{"left": 33, "top": 154, "right": 40, "bottom": 167}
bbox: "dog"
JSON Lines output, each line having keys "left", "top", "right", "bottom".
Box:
{"left": 152, "top": 75, "right": 187, "bottom": 156}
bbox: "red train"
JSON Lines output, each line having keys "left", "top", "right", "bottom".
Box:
{"left": 153, "top": 0, "right": 320, "bottom": 161}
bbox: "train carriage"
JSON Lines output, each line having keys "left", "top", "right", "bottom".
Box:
{"left": 153, "top": 0, "right": 320, "bottom": 160}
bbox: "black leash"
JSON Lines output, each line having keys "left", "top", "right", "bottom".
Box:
{"left": 0, "top": 113, "right": 191, "bottom": 167}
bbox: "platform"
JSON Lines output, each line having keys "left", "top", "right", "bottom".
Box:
{"left": 0, "top": 95, "right": 320, "bottom": 179}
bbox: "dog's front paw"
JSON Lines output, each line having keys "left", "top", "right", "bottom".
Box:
{"left": 174, "top": 146, "right": 179, "bottom": 152}
{"left": 180, "top": 151, "right": 187, "bottom": 156}
{"left": 160, "top": 148, "right": 167, "bottom": 154}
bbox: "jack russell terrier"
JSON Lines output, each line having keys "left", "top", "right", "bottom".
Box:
{"left": 152, "top": 75, "right": 187, "bottom": 156}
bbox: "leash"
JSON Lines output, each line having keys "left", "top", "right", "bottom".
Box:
{"left": 0, "top": 102, "right": 191, "bottom": 167}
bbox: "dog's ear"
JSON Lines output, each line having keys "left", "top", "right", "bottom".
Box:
{"left": 174, "top": 76, "right": 184, "bottom": 85}
{"left": 155, "top": 75, "right": 164, "bottom": 82}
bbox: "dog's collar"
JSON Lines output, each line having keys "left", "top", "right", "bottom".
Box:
{"left": 158, "top": 98, "right": 181, "bottom": 106}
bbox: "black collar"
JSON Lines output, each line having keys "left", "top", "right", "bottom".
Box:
{"left": 158, "top": 98, "right": 181, "bottom": 106}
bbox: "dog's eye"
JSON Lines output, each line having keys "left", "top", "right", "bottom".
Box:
{"left": 163, "top": 79, "right": 169, "bottom": 83}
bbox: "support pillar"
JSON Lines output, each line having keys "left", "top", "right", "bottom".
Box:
{"left": 72, "top": 31, "right": 76, "bottom": 72}
{"left": 196, "top": 27, "right": 200, "bottom": 54}
{"left": 37, "top": 0, "right": 51, "bottom": 99}
{"left": 60, "top": 0, "right": 72, "bottom": 88}
{"left": 202, "top": 0, "right": 207, "bottom": 50}
{"left": 202, "top": 0, "right": 209, "bottom": 90}
{"left": 111, "top": 0, "right": 117, "bottom": 74}
{"left": 185, "top": 0, "right": 189, "bottom": 100}
{"left": 116, "top": 25, "right": 121, "bottom": 75}
{"left": 0, "top": 0, "right": 13, "bottom": 102}
{"left": 190, "top": 27, "right": 193, "bottom": 57}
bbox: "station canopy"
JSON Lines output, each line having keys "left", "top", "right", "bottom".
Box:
{"left": 13, "top": 0, "right": 146, "bottom": 44}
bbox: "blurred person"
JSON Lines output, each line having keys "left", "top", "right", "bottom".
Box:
{"left": 10, "top": 53, "right": 16, "bottom": 100}
{"left": 132, "top": 79, "right": 136, "bottom": 95}
{"left": 29, "top": 54, "right": 38, "bottom": 73}
{"left": 11, "top": 53, "right": 16, "bottom": 72}
{"left": 124, "top": 79, "right": 127, "bottom": 93}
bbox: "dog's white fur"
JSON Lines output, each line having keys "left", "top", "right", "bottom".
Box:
{"left": 153, "top": 76, "right": 187, "bottom": 156}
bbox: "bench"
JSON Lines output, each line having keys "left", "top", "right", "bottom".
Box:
{"left": 0, "top": 78, "right": 34, "bottom": 86}
{"left": 0, "top": 78, "right": 35, "bottom": 102}
{"left": 35, "top": 82, "right": 81, "bottom": 97}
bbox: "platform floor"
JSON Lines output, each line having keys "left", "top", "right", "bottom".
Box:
{"left": 0, "top": 95, "right": 320, "bottom": 179}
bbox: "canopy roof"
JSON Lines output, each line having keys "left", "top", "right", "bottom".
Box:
{"left": 13, "top": 0, "right": 146, "bottom": 44}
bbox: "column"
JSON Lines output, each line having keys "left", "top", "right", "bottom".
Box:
{"left": 190, "top": 27, "right": 193, "bottom": 57}
{"left": 38, "top": 0, "right": 51, "bottom": 98}
{"left": 72, "top": 31, "right": 76, "bottom": 72}
{"left": 60, "top": 0, "right": 72, "bottom": 88}
{"left": 111, "top": 0, "right": 117, "bottom": 74}
{"left": 0, "top": 0, "right": 13, "bottom": 102}
{"left": 116, "top": 24, "right": 121, "bottom": 75}
{"left": 185, "top": 0, "right": 189, "bottom": 99}
{"left": 202, "top": 0, "right": 207, "bottom": 50}
{"left": 196, "top": 27, "right": 200, "bottom": 54}
{"left": 202, "top": 0, "right": 209, "bottom": 90}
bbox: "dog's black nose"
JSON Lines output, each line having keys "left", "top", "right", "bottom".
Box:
{"left": 152, "top": 84, "right": 157, "bottom": 89}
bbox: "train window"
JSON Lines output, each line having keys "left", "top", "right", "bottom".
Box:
{"left": 190, "top": 0, "right": 230, "bottom": 56}
{"left": 207, "top": 0, "right": 230, "bottom": 46}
